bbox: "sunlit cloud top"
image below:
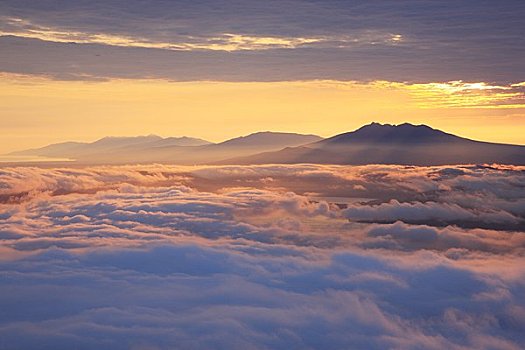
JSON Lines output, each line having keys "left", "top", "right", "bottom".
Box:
{"left": 380, "top": 81, "right": 525, "bottom": 109}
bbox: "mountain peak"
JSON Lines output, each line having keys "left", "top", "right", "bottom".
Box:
{"left": 218, "top": 131, "right": 322, "bottom": 147}
{"left": 94, "top": 134, "right": 162, "bottom": 143}
{"left": 358, "top": 122, "right": 433, "bottom": 130}
{"left": 320, "top": 122, "right": 457, "bottom": 146}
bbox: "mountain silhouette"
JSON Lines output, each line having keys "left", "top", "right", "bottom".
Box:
{"left": 221, "top": 123, "right": 525, "bottom": 165}
{"left": 8, "top": 124, "right": 525, "bottom": 165}
{"left": 216, "top": 131, "right": 321, "bottom": 148}
{"left": 320, "top": 122, "right": 460, "bottom": 145}
{"left": 12, "top": 135, "right": 211, "bottom": 159}
{"left": 11, "top": 132, "right": 322, "bottom": 164}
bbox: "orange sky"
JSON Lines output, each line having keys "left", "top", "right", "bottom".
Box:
{"left": 1, "top": 74, "right": 524, "bottom": 153}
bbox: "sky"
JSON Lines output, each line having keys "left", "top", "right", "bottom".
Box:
{"left": 1, "top": 0, "right": 525, "bottom": 152}
{"left": 2, "top": 3, "right": 525, "bottom": 348}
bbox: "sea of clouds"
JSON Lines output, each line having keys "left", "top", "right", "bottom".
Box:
{"left": 0, "top": 164, "right": 524, "bottom": 349}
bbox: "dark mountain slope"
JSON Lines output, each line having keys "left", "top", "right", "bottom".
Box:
{"left": 221, "top": 123, "right": 525, "bottom": 165}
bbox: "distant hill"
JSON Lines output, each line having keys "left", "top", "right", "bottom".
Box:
{"left": 216, "top": 132, "right": 321, "bottom": 148}
{"left": 221, "top": 123, "right": 525, "bottom": 165}
{"left": 11, "top": 135, "right": 211, "bottom": 159}
{"left": 10, "top": 132, "right": 323, "bottom": 164}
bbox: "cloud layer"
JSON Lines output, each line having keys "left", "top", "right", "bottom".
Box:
{"left": 0, "top": 164, "right": 524, "bottom": 349}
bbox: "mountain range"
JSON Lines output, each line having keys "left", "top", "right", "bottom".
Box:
{"left": 11, "top": 132, "right": 322, "bottom": 165}
{"left": 8, "top": 123, "right": 525, "bottom": 165}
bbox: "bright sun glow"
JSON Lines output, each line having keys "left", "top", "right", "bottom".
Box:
{"left": 1, "top": 74, "right": 524, "bottom": 153}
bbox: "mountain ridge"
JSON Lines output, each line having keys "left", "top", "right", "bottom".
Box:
{"left": 6, "top": 123, "right": 525, "bottom": 165}
{"left": 316, "top": 122, "right": 462, "bottom": 146}
{"left": 9, "top": 131, "right": 323, "bottom": 164}
{"left": 220, "top": 123, "right": 525, "bottom": 165}
{"left": 11, "top": 135, "right": 212, "bottom": 158}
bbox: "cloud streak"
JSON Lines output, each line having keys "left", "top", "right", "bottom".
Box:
{"left": 1, "top": 17, "right": 405, "bottom": 52}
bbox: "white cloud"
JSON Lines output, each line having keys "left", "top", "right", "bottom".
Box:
{"left": 0, "top": 164, "right": 524, "bottom": 348}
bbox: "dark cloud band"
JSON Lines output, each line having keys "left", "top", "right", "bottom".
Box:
{"left": 1, "top": 0, "right": 524, "bottom": 82}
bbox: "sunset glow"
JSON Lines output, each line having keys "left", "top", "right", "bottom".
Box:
{"left": 1, "top": 74, "right": 524, "bottom": 153}
{"left": 1, "top": 1, "right": 524, "bottom": 349}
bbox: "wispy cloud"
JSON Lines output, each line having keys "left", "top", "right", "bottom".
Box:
{"left": 1, "top": 17, "right": 404, "bottom": 51}
{"left": 403, "top": 81, "right": 525, "bottom": 109}
{"left": 366, "top": 80, "right": 525, "bottom": 108}
{"left": 305, "top": 80, "right": 525, "bottom": 109}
